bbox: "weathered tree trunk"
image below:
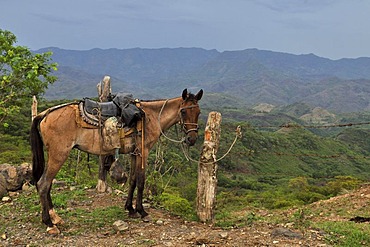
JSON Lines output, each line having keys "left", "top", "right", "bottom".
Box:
{"left": 97, "top": 75, "right": 111, "bottom": 102}
{"left": 96, "top": 75, "right": 116, "bottom": 193}
{"left": 31, "top": 95, "right": 37, "bottom": 121}
{"left": 196, "top": 111, "right": 222, "bottom": 223}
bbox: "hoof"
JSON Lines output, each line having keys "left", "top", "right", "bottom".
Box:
{"left": 142, "top": 215, "right": 152, "bottom": 222}
{"left": 49, "top": 209, "right": 65, "bottom": 225}
{"left": 53, "top": 218, "right": 65, "bottom": 225}
{"left": 96, "top": 179, "right": 111, "bottom": 193}
{"left": 128, "top": 212, "right": 141, "bottom": 218}
{"left": 46, "top": 225, "right": 60, "bottom": 235}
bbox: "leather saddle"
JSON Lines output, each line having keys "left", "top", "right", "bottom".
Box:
{"left": 84, "top": 99, "right": 119, "bottom": 119}
{"left": 79, "top": 93, "right": 144, "bottom": 127}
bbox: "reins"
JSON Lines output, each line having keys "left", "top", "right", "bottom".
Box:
{"left": 158, "top": 99, "right": 242, "bottom": 164}
{"left": 181, "top": 125, "right": 242, "bottom": 164}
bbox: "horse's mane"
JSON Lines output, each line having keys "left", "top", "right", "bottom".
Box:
{"left": 140, "top": 98, "right": 168, "bottom": 102}
{"left": 140, "top": 92, "right": 198, "bottom": 103}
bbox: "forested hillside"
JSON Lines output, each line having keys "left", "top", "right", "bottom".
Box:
{"left": 38, "top": 47, "right": 370, "bottom": 113}
{"left": 1, "top": 100, "right": 369, "bottom": 207}
{"left": 1, "top": 47, "right": 369, "bottom": 246}
{"left": 1, "top": 96, "right": 369, "bottom": 245}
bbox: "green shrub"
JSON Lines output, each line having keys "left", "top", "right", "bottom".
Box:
{"left": 159, "top": 192, "right": 194, "bottom": 219}
{"left": 293, "top": 191, "right": 326, "bottom": 204}
{"left": 272, "top": 199, "right": 300, "bottom": 209}
{"left": 0, "top": 134, "right": 31, "bottom": 164}
{"left": 326, "top": 176, "right": 362, "bottom": 195}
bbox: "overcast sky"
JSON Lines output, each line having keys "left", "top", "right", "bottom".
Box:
{"left": 2, "top": 0, "right": 370, "bottom": 60}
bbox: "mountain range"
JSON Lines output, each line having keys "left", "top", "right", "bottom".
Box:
{"left": 38, "top": 47, "right": 370, "bottom": 113}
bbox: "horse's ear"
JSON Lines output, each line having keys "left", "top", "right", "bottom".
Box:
{"left": 195, "top": 89, "right": 203, "bottom": 101}
{"left": 182, "top": 88, "right": 188, "bottom": 100}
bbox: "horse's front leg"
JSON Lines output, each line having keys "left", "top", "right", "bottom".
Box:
{"left": 125, "top": 154, "right": 139, "bottom": 218}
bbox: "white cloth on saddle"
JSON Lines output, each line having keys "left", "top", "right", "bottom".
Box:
{"left": 102, "top": 117, "right": 121, "bottom": 151}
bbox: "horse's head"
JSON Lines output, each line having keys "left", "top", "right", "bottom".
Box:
{"left": 180, "top": 88, "right": 203, "bottom": 146}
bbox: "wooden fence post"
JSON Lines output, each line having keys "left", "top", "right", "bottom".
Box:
{"left": 97, "top": 75, "right": 111, "bottom": 102}
{"left": 31, "top": 95, "right": 37, "bottom": 121}
{"left": 96, "top": 75, "right": 112, "bottom": 193}
{"left": 196, "top": 111, "right": 222, "bottom": 223}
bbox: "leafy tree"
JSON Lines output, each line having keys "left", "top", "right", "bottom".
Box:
{"left": 0, "top": 29, "right": 57, "bottom": 124}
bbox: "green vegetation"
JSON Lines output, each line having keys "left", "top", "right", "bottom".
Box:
{"left": 158, "top": 192, "right": 194, "bottom": 219}
{"left": 0, "top": 97, "right": 369, "bottom": 245}
{"left": 316, "top": 221, "right": 370, "bottom": 246}
{"left": 1, "top": 32, "right": 369, "bottom": 245}
{"left": 0, "top": 29, "right": 57, "bottom": 125}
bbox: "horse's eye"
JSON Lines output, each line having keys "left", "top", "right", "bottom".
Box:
{"left": 181, "top": 109, "right": 186, "bottom": 116}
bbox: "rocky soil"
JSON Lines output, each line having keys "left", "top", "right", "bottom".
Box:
{"left": 1, "top": 184, "right": 369, "bottom": 247}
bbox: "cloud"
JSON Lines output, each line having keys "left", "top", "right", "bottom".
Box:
{"left": 253, "top": 0, "right": 337, "bottom": 13}
{"left": 32, "top": 13, "right": 88, "bottom": 26}
{"left": 2, "top": 0, "right": 370, "bottom": 59}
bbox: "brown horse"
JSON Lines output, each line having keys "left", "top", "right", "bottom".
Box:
{"left": 31, "top": 88, "right": 203, "bottom": 234}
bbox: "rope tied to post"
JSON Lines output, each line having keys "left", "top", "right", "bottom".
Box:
{"left": 181, "top": 125, "right": 242, "bottom": 164}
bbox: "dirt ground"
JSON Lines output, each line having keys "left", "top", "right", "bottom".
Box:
{"left": 1, "top": 185, "right": 370, "bottom": 247}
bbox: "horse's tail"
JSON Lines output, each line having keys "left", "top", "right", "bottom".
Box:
{"left": 30, "top": 114, "right": 45, "bottom": 187}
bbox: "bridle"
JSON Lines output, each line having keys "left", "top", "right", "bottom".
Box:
{"left": 158, "top": 99, "right": 200, "bottom": 143}
{"left": 179, "top": 104, "right": 200, "bottom": 134}
{"left": 158, "top": 97, "right": 242, "bottom": 164}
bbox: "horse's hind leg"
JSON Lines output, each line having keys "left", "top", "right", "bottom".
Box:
{"left": 38, "top": 177, "right": 61, "bottom": 234}
{"left": 37, "top": 148, "right": 70, "bottom": 234}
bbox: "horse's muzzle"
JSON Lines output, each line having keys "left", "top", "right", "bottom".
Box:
{"left": 184, "top": 133, "right": 198, "bottom": 146}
